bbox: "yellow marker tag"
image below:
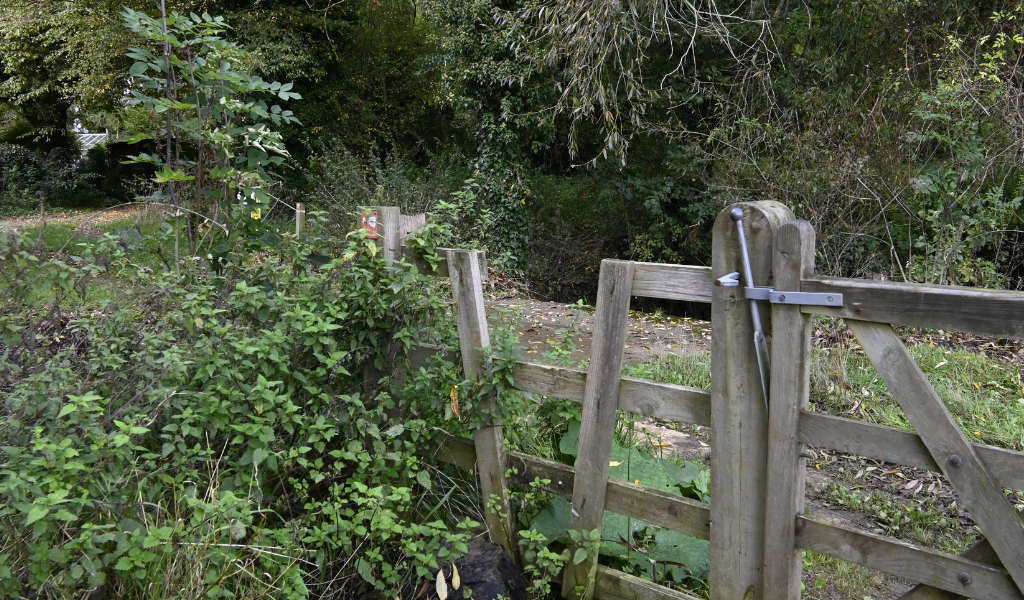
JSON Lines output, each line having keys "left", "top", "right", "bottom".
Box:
{"left": 609, "top": 461, "right": 623, "bottom": 467}
{"left": 450, "top": 385, "right": 460, "bottom": 418}
{"left": 653, "top": 442, "right": 671, "bottom": 447}
{"left": 635, "top": 479, "right": 641, "bottom": 485}
{"left": 251, "top": 207, "right": 261, "bottom": 220}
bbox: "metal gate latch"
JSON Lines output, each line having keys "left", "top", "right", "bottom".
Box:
{"left": 714, "top": 272, "right": 843, "bottom": 307}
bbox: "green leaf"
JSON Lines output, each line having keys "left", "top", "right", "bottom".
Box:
{"left": 252, "top": 448, "right": 269, "bottom": 465}
{"left": 229, "top": 520, "right": 246, "bottom": 541}
{"left": 356, "top": 557, "right": 375, "bottom": 584}
{"left": 529, "top": 496, "right": 570, "bottom": 545}
{"left": 416, "top": 470, "right": 431, "bottom": 491}
{"left": 25, "top": 505, "right": 48, "bottom": 526}
{"left": 572, "top": 547, "right": 589, "bottom": 565}
{"left": 57, "top": 404, "right": 78, "bottom": 418}
{"left": 114, "top": 557, "right": 134, "bottom": 571}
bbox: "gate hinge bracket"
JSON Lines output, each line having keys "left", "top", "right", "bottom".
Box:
{"left": 714, "top": 272, "right": 843, "bottom": 307}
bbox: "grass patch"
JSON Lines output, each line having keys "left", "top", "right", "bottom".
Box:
{"left": 820, "top": 483, "right": 974, "bottom": 554}
{"left": 623, "top": 330, "right": 1024, "bottom": 453}
{"left": 623, "top": 352, "right": 712, "bottom": 390}
{"left": 802, "top": 550, "right": 895, "bottom": 599}
{"left": 13, "top": 221, "right": 89, "bottom": 251}
{"left": 8, "top": 211, "right": 182, "bottom": 310}
{"left": 811, "top": 343, "right": 1024, "bottom": 452}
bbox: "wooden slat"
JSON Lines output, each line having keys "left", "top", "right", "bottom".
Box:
{"left": 900, "top": 539, "right": 1003, "bottom": 599}
{"left": 710, "top": 201, "right": 793, "bottom": 600}
{"left": 513, "top": 361, "right": 587, "bottom": 400}
{"left": 416, "top": 352, "right": 713, "bottom": 426}
{"left": 800, "top": 411, "right": 938, "bottom": 471}
{"left": 631, "top": 262, "right": 714, "bottom": 303}
{"left": 448, "top": 249, "right": 515, "bottom": 557}
{"left": 798, "top": 412, "right": 1024, "bottom": 491}
{"left": 364, "top": 206, "right": 402, "bottom": 261}
{"left": 408, "top": 344, "right": 450, "bottom": 370}
{"left": 849, "top": 320, "right": 1024, "bottom": 593}
{"left": 429, "top": 436, "right": 713, "bottom": 540}
{"left": 974, "top": 443, "right": 1024, "bottom": 492}
{"left": 506, "top": 452, "right": 711, "bottom": 540}
{"left": 552, "top": 564, "right": 705, "bottom": 600}
{"left": 514, "top": 362, "right": 712, "bottom": 426}
{"left": 564, "top": 259, "right": 635, "bottom": 600}
{"left": 400, "top": 245, "right": 486, "bottom": 279}
{"left": 796, "top": 515, "right": 1024, "bottom": 600}
{"left": 800, "top": 277, "right": 1024, "bottom": 339}
{"left": 422, "top": 434, "right": 477, "bottom": 471}
{"left": 763, "top": 220, "right": 816, "bottom": 599}
{"left": 592, "top": 565, "right": 704, "bottom": 600}
{"left": 399, "top": 212, "right": 426, "bottom": 243}
{"left": 618, "top": 377, "right": 712, "bottom": 427}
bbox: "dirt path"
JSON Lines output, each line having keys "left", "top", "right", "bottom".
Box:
{"left": 0, "top": 205, "right": 148, "bottom": 234}
{"left": 484, "top": 298, "right": 710, "bottom": 367}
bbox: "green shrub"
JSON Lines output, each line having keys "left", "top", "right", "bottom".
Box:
{"left": 0, "top": 226, "right": 481, "bottom": 599}
{"left": 0, "top": 143, "right": 108, "bottom": 213}
{"left": 305, "top": 142, "right": 468, "bottom": 237}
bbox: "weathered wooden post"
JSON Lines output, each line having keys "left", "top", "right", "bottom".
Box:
{"left": 762, "top": 220, "right": 816, "bottom": 599}
{"left": 359, "top": 207, "right": 402, "bottom": 400}
{"left": 710, "top": 201, "right": 792, "bottom": 600}
{"left": 562, "top": 259, "right": 635, "bottom": 600}
{"left": 361, "top": 206, "right": 401, "bottom": 261}
{"left": 446, "top": 249, "right": 516, "bottom": 558}
{"left": 295, "top": 202, "right": 305, "bottom": 237}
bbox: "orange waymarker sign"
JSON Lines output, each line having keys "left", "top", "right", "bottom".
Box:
{"left": 360, "top": 210, "right": 378, "bottom": 239}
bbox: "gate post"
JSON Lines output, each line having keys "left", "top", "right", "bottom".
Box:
{"left": 710, "top": 201, "right": 793, "bottom": 600}
{"left": 762, "top": 221, "right": 816, "bottom": 599}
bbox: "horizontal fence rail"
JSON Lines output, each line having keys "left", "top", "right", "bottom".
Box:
{"left": 800, "top": 277, "right": 1024, "bottom": 339}
{"left": 423, "top": 435, "right": 712, "bottom": 542}
{"left": 795, "top": 516, "right": 1024, "bottom": 600}
{"left": 799, "top": 411, "right": 1024, "bottom": 491}
{"left": 630, "top": 262, "right": 713, "bottom": 303}
{"left": 410, "top": 347, "right": 712, "bottom": 428}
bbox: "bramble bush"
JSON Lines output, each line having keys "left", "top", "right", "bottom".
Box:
{"left": 0, "top": 224, "right": 494, "bottom": 599}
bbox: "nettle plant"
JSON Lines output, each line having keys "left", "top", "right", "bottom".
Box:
{"left": 121, "top": 8, "right": 300, "bottom": 267}
{"left": 0, "top": 226, "right": 492, "bottom": 599}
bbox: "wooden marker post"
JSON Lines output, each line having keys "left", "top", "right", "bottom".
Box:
{"left": 358, "top": 207, "right": 403, "bottom": 406}
{"left": 709, "top": 201, "right": 792, "bottom": 600}
{"left": 295, "top": 202, "right": 305, "bottom": 237}
{"left": 360, "top": 206, "right": 401, "bottom": 261}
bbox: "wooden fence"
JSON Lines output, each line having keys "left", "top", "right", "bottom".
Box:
{"left": 412, "top": 201, "right": 1024, "bottom": 600}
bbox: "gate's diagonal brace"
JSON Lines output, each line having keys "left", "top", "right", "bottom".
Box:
{"left": 849, "top": 320, "right": 1024, "bottom": 595}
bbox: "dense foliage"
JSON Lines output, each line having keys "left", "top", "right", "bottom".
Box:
{"left": 6, "top": 0, "right": 1024, "bottom": 294}
{"left": 0, "top": 225, "right": 489, "bottom": 598}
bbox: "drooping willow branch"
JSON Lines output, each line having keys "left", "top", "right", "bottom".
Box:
{"left": 499, "top": 0, "right": 775, "bottom": 165}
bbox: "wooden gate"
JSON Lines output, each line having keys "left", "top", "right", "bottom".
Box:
{"left": 426, "top": 201, "right": 1024, "bottom": 600}
{"left": 764, "top": 218, "right": 1024, "bottom": 600}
